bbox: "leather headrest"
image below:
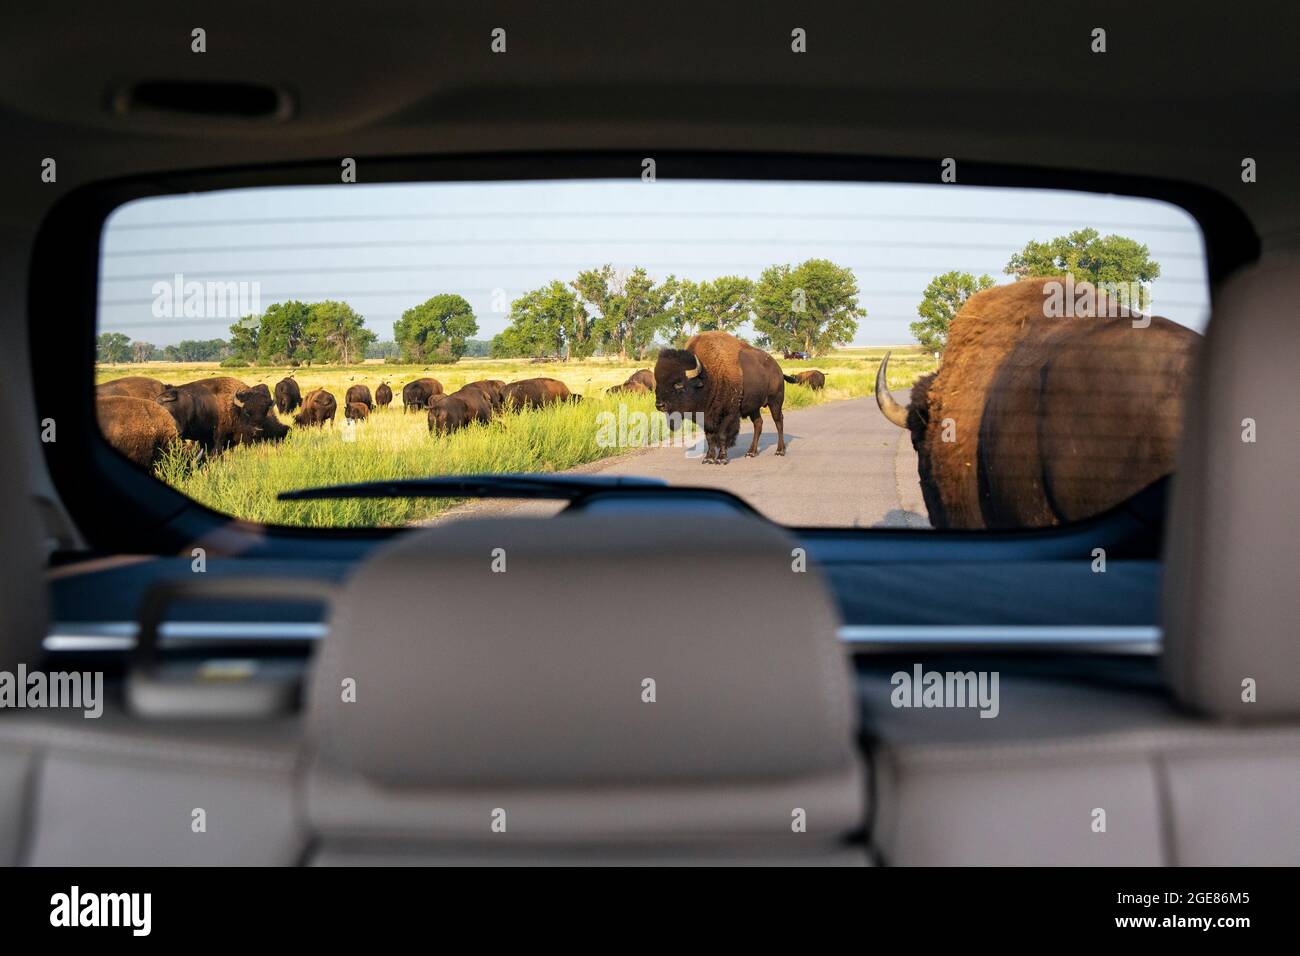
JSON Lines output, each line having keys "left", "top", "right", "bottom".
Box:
{"left": 1163, "top": 257, "right": 1300, "bottom": 720}
{"left": 309, "top": 512, "right": 858, "bottom": 788}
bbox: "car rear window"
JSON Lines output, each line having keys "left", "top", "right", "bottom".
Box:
{"left": 94, "top": 179, "right": 1209, "bottom": 529}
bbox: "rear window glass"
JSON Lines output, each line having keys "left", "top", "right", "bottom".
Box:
{"left": 95, "top": 179, "right": 1209, "bottom": 529}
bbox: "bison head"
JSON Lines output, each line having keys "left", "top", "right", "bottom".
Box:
{"left": 233, "top": 385, "right": 289, "bottom": 443}
{"left": 653, "top": 349, "right": 706, "bottom": 421}
{"left": 426, "top": 394, "right": 458, "bottom": 434}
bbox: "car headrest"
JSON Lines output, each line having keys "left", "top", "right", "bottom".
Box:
{"left": 306, "top": 512, "right": 862, "bottom": 844}
{"left": 0, "top": 377, "right": 47, "bottom": 671}
{"left": 1163, "top": 257, "right": 1300, "bottom": 721}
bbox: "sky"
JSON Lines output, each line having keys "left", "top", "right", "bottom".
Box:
{"left": 98, "top": 179, "right": 1210, "bottom": 348}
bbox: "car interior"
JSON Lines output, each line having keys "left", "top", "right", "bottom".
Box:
{"left": 1, "top": 3, "right": 1298, "bottom": 875}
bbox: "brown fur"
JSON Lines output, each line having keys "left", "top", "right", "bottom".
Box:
{"left": 501, "top": 377, "right": 571, "bottom": 410}
{"left": 900, "top": 276, "right": 1199, "bottom": 528}
{"left": 295, "top": 388, "right": 338, "bottom": 427}
{"left": 96, "top": 376, "right": 171, "bottom": 400}
{"left": 374, "top": 382, "right": 393, "bottom": 408}
{"left": 345, "top": 401, "right": 370, "bottom": 421}
{"left": 96, "top": 395, "right": 179, "bottom": 468}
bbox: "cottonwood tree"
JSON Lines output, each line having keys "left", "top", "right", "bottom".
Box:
{"left": 394, "top": 294, "right": 479, "bottom": 363}
{"left": 572, "top": 265, "right": 675, "bottom": 360}
{"left": 752, "top": 259, "right": 864, "bottom": 356}
{"left": 1005, "top": 228, "right": 1161, "bottom": 310}
{"left": 910, "top": 271, "right": 997, "bottom": 352}
{"left": 667, "top": 275, "right": 754, "bottom": 345}
{"left": 306, "top": 300, "right": 375, "bottom": 365}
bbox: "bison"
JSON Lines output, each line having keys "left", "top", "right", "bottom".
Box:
{"left": 345, "top": 401, "right": 370, "bottom": 421}
{"left": 402, "top": 377, "right": 444, "bottom": 413}
{"left": 345, "top": 384, "right": 374, "bottom": 410}
{"left": 607, "top": 369, "right": 656, "bottom": 395}
{"left": 274, "top": 377, "right": 302, "bottom": 414}
{"left": 96, "top": 396, "right": 179, "bottom": 468}
{"left": 500, "top": 377, "right": 571, "bottom": 410}
{"left": 427, "top": 386, "right": 494, "bottom": 435}
{"left": 374, "top": 382, "right": 393, "bottom": 409}
{"left": 875, "top": 276, "right": 1200, "bottom": 529}
{"left": 156, "top": 377, "right": 289, "bottom": 454}
{"left": 787, "top": 369, "right": 826, "bottom": 390}
{"left": 463, "top": 379, "right": 507, "bottom": 409}
{"left": 295, "top": 389, "right": 338, "bottom": 427}
{"left": 655, "top": 331, "right": 788, "bottom": 463}
{"left": 96, "top": 376, "right": 171, "bottom": 400}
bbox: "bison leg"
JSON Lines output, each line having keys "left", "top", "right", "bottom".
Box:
{"left": 771, "top": 402, "right": 786, "bottom": 456}
{"left": 746, "top": 412, "right": 763, "bottom": 457}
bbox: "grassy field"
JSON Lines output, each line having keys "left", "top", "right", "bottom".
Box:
{"left": 99, "top": 347, "right": 937, "bottom": 527}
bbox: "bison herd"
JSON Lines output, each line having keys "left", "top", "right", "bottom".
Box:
{"left": 94, "top": 371, "right": 597, "bottom": 468}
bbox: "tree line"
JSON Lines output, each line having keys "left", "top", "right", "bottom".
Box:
{"left": 96, "top": 230, "right": 1158, "bottom": 365}
{"left": 490, "top": 259, "right": 865, "bottom": 361}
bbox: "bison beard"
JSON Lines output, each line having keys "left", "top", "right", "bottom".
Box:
{"left": 654, "top": 331, "right": 787, "bottom": 464}
{"left": 876, "top": 276, "right": 1200, "bottom": 529}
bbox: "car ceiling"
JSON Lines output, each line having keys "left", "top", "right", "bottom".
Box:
{"left": 2, "top": 1, "right": 1296, "bottom": 541}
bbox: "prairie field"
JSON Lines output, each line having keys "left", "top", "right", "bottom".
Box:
{"left": 98, "top": 347, "right": 937, "bottom": 527}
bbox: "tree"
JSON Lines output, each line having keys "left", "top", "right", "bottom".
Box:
{"left": 228, "top": 315, "right": 260, "bottom": 361}
{"left": 668, "top": 275, "right": 754, "bottom": 345}
{"left": 1004, "top": 228, "right": 1161, "bottom": 309}
{"left": 752, "top": 259, "right": 864, "bottom": 355}
{"left": 257, "top": 300, "right": 314, "bottom": 364}
{"left": 306, "top": 300, "right": 375, "bottom": 365}
{"left": 572, "top": 265, "right": 675, "bottom": 360}
{"left": 97, "top": 332, "right": 131, "bottom": 364}
{"left": 910, "top": 271, "right": 997, "bottom": 352}
{"left": 130, "top": 340, "right": 158, "bottom": 363}
{"left": 393, "top": 294, "right": 479, "bottom": 363}
{"left": 495, "top": 281, "right": 592, "bottom": 360}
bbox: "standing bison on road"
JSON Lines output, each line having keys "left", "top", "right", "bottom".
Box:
{"left": 427, "top": 386, "right": 494, "bottom": 435}
{"left": 274, "top": 377, "right": 302, "bottom": 414}
{"left": 655, "top": 331, "right": 788, "bottom": 464}
{"left": 374, "top": 382, "right": 393, "bottom": 409}
{"left": 875, "top": 277, "right": 1200, "bottom": 529}
{"left": 501, "top": 377, "right": 571, "bottom": 410}
{"left": 402, "top": 378, "right": 443, "bottom": 413}
{"left": 295, "top": 388, "right": 338, "bottom": 427}
{"left": 787, "top": 369, "right": 826, "bottom": 390}
{"left": 96, "top": 396, "right": 179, "bottom": 468}
{"left": 156, "top": 378, "right": 289, "bottom": 454}
{"left": 345, "top": 384, "right": 374, "bottom": 410}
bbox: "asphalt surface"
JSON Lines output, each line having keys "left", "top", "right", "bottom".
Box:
{"left": 434, "top": 392, "right": 931, "bottom": 528}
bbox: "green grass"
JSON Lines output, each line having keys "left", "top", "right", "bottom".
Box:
{"left": 103, "top": 347, "right": 938, "bottom": 528}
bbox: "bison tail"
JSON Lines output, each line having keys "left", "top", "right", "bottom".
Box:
{"left": 782, "top": 374, "right": 799, "bottom": 384}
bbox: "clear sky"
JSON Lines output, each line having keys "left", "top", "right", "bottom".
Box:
{"left": 98, "top": 179, "right": 1210, "bottom": 348}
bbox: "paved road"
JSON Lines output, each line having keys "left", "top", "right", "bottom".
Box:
{"left": 433, "top": 393, "right": 931, "bottom": 528}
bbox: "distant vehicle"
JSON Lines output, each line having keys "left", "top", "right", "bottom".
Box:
{"left": 782, "top": 350, "right": 809, "bottom": 360}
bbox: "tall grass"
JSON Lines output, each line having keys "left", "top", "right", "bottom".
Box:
{"left": 107, "top": 348, "right": 938, "bottom": 528}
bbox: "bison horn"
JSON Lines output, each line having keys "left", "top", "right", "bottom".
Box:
{"left": 875, "top": 351, "right": 909, "bottom": 429}
{"left": 683, "top": 353, "right": 702, "bottom": 379}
